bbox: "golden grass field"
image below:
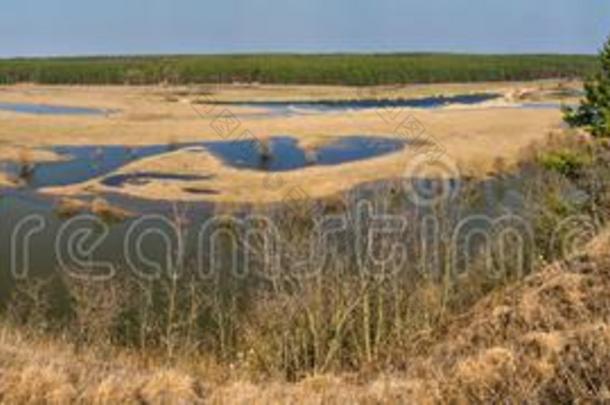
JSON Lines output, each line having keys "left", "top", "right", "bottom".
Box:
{"left": 0, "top": 80, "right": 580, "bottom": 203}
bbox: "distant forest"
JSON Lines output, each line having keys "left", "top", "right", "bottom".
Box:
{"left": 0, "top": 54, "right": 598, "bottom": 86}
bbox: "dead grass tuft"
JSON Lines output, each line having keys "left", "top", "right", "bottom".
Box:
{"left": 139, "top": 369, "right": 204, "bottom": 404}
{"left": 90, "top": 197, "right": 132, "bottom": 222}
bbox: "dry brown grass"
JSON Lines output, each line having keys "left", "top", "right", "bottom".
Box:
{"left": 40, "top": 106, "right": 565, "bottom": 204}
{"left": 55, "top": 197, "right": 89, "bottom": 217}
{"left": 402, "top": 229, "right": 610, "bottom": 403}
{"left": 55, "top": 197, "right": 132, "bottom": 221}
{"left": 90, "top": 197, "right": 132, "bottom": 221}
{"left": 0, "top": 229, "right": 608, "bottom": 404}
{"left": 0, "top": 326, "right": 207, "bottom": 404}
{"left": 0, "top": 171, "right": 14, "bottom": 186}
{"left": 0, "top": 82, "right": 567, "bottom": 203}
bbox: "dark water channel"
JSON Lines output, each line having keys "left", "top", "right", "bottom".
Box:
{"left": 0, "top": 102, "right": 113, "bottom": 116}
{"left": 1, "top": 136, "right": 407, "bottom": 188}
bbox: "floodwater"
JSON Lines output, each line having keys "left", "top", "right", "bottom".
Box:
{"left": 210, "top": 93, "right": 500, "bottom": 115}
{"left": 2, "top": 144, "right": 182, "bottom": 188}
{"left": 0, "top": 167, "right": 590, "bottom": 301}
{"left": 0, "top": 94, "right": 497, "bottom": 119}
{"left": 0, "top": 178, "right": 480, "bottom": 287}
{"left": 200, "top": 136, "right": 406, "bottom": 171}
{"left": 0, "top": 102, "right": 112, "bottom": 116}
{"left": 1, "top": 136, "right": 406, "bottom": 189}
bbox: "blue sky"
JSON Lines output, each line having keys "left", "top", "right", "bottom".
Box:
{"left": 1, "top": 0, "right": 608, "bottom": 57}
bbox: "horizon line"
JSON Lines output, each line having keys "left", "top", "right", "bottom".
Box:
{"left": 0, "top": 50, "right": 598, "bottom": 61}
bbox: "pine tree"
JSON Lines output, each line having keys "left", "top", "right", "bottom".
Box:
{"left": 564, "top": 36, "right": 610, "bottom": 137}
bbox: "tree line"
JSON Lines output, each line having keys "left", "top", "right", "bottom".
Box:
{"left": 0, "top": 54, "right": 598, "bottom": 86}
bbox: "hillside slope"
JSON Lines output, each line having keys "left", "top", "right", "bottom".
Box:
{"left": 0, "top": 231, "right": 609, "bottom": 403}
{"left": 211, "top": 230, "right": 610, "bottom": 403}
